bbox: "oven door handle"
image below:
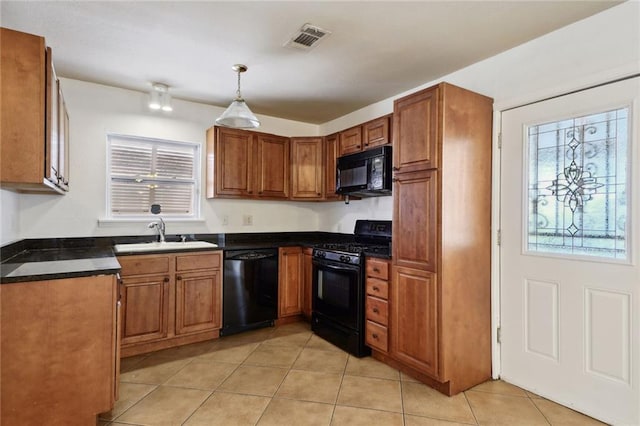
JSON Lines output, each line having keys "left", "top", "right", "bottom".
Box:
{"left": 313, "top": 261, "right": 360, "bottom": 273}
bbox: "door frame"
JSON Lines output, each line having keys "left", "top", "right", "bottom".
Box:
{"left": 490, "top": 65, "right": 640, "bottom": 380}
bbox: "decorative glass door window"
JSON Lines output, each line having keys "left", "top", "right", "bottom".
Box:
{"left": 526, "top": 107, "right": 629, "bottom": 260}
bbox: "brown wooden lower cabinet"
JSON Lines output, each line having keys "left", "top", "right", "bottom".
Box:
{"left": 175, "top": 270, "right": 222, "bottom": 334}
{"left": 278, "top": 246, "right": 303, "bottom": 318}
{"left": 118, "top": 251, "right": 222, "bottom": 357}
{"left": 121, "top": 274, "right": 170, "bottom": 345}
{"left": 365, "top": 257, "right": 391, "bottom": 353}
{"left": 390, "top": 266, "right": 439, "bottom": 378}
{"left": 0, "top": 274, "right": 119, "bottom": 423}
{"left": 302, "top": 247, "right": 313, "bottom": 319}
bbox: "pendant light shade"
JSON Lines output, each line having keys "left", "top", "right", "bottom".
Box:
{"left": 215, "top": 64, "right": 260, "bottom": 129}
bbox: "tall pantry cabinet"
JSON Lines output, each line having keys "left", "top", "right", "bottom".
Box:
{"left": 383, "top": 82, "right": 493, "bottom": 395}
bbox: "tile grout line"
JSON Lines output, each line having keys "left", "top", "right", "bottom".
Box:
{"left": 179, "top": 356, "right": 247, "bottom": 425}
{"left": 328, "top": 352, "right": 353, "bottom": 425}
{"left": 241, "top": 327, "right": 312, "bottom": 425}
{"left": 462, "top": 391, "right": 481, "bottom": 426}
{"left": 527, "top": 394, "right": 553, "bottom": 426}
{"left": 108, "top": 383, "right": 159, "bottom": 424}
{"left": 179, "top": 389, "right": 215, "bottom": 426}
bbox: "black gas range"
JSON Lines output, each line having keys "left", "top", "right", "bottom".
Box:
{"left": 311, "top": 220, "right": 392, "bottom": 357}
{"left": 312, "top": 243, "right": 390, "bottom": 265}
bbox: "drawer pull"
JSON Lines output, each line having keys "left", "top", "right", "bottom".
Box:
{"left": 372, "top": 286, "right": 380, "bottom": 291}
{"left": 373, "top": 307, "right": 380, "bottom": 314}
{"left": 372, "top": 333, "right": 379, "bottom": 339}
{"left": 373, "top": 267, "right": 380, "bottom": 273}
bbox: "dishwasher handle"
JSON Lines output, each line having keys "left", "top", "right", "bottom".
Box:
{"left": 225, "top": 250, "right": 278, "bottom": 261}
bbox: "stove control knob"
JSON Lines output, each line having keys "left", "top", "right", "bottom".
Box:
{"left": 340, "top": 255, "right": 351, "bottom": 263}
{"left": 315, "top": 251, "right": 326, "bottom": 259}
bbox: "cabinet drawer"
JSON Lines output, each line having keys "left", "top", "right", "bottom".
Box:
{"left": 176, "top": 252, "right": 221, "bottom": 272}
{"left": 366, "top": 320, "right": 388, "bottom": 353}
{"left": 366, "top": 278, "right": 389, "bottom": 300}
{"left": 118, "top": 255, "right": 170, "bottom": 276}
{"left": 366, "top": 258, "right": 389, "bottom": 280}
{"left": 366, "top": 296, "right": 388, "bottom": 326}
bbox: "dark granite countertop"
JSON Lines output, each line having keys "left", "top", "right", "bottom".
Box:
{"left": 1, "top": 247, "right": 121, "bottom": 284}
{"left": 1, "top": 231, "right": 390, "bottom": 283}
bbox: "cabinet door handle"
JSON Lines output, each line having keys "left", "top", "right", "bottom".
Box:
{"left": 164, "top": 277, "right": 170, "bottom": 283}
{"left": 317, "top": 192, "right": 321, "bottom": 196}
{"left": 176, "top": 275, "right": 182, "bottom": 281}
{"left": 373, "top": 307, "right": 380, "bottom": 314}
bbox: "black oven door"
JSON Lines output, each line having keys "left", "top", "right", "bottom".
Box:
{"left": 312, "top": 259, "right": 361, "bottom": 330}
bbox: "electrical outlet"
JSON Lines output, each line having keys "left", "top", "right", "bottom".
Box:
{"left": 222, "top": 215, "right": 229, "bottom": 226}
{"left": 242, "top": 214, "right": 253, "bottom": 226}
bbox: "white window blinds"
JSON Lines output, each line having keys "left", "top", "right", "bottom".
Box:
{"left": 108, "top": 135, "right": 199, "bottom": 217}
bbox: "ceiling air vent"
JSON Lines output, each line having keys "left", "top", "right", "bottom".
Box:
{"left": 284, "top": 23, "right": 331, "bottom": 50}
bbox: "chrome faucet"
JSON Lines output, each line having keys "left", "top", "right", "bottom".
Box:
{"left": 148, "top": 217, "right": 166, "bottom": 242}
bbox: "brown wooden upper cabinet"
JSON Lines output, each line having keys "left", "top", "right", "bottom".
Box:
{"left": 1, "top": 28, "right": 69, "bottom": 194}
{"left": 323, "top": 133, "right": 341, "bottom": 200}
{"left": 363, "top": 115, "right": 391, "bottom": 149}
{"left": 255, "top": 133, "right": 290, "bottom": 199}
{"left": 207, "top": 115, "right": 390, "bottom": 202}
{"left": 206, "top": 126, "right": 289, "bottom": 199}
{"left": 393, "top": 88, "right": 439, "bottom": 173}
{"left": 338, "top": 115, "right": 392, "bottom": 157}
{"left": 338, "top": 125, "right": 363, "bottom": 156}
{"left": 290, "top": 137, "right": 323, "bottom": 200}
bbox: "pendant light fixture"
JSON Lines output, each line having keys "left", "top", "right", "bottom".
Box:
{"left": 215, "top": 64, "right": 260, "bottom": 129}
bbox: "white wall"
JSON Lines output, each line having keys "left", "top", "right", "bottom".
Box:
{"left": 15, "top": 79, "right": 322, "bottom": 239}
{"left": 315, "top": 1, "right": 639, "bottom": 232}
{"left": 0, "top": 189, "right": 20, "bottom": 245}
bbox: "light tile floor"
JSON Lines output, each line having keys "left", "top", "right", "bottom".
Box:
{"left": 98, "top": 322, "right": 606, "bottom": 426}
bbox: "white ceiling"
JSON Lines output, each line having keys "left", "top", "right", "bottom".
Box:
{"left": 1, "top": 1, "right": 621, "bottom": 124}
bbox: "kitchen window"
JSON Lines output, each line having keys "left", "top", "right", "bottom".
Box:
{"left": 107, "top": 134, "right": 200, "bottom": 218}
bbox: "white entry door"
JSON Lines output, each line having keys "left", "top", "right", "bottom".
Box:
{"left": 500, "top": 77, "right": 639, "bottom": 425}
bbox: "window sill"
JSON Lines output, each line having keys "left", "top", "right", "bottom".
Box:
{"left": 97, "top": 217, "right": 206, "bottom": 227}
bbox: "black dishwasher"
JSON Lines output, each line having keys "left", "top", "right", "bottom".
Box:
{"left": 221, "top": 249, "right": 278, "bottom": 336}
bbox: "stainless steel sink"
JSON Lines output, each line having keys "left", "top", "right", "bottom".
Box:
{"left": 113, "top": 241, "right": 218, "bottom": 253}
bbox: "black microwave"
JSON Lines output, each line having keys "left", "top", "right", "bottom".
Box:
{"left": 336, "top": 146, "right": 392, "bottom": 197}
